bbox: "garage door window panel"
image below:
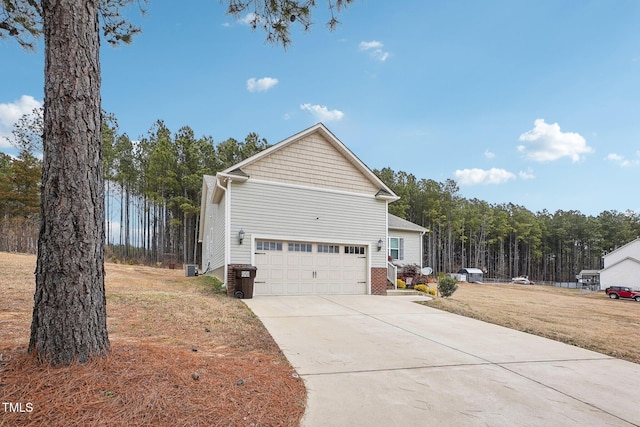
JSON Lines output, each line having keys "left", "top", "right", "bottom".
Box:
{"left": 288, "top": 243, "right": 312, "bottom": 252}
{"left": 344, "top": 246, "right": 365, "bottom": 255}
{"left": 257, "top": 241, "right": 283, "bottom": 251}
{"left": 318, "top": 244, "right": 340, "bottom": 253}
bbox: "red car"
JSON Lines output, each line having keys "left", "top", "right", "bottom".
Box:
{"left": 605, "top": 286, "right": 640, "bottom": 301}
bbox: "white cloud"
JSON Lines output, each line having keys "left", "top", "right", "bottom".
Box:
{"left": 359, "top": 40, "right": 390, "bottom": 62}
{"left": 372, "top": 50, "right": 389, "bottom": 61}
{"left": 606, "top": 153, "right": 625, "bottom": 164}
{"left": 246, "top": 77, "right": 278, "bottom": 93}
{"left": 518, "top": 168, "right": 536, "bottom": 180}
{"left": 0, "top": 95, "right": 43, "bottom": 148}
{"left": 300, "top": 104, "right": 344, "bottom": 121}
{"left": 518, "top": 119, "right": 593, "bottom": 162}
{"left": 606, "top": 152, "right": 640, "bottom": 167}
{"left": 239, "top": 12, "right": 262, "bottom": 26}
{"left": 359, "top": 41, "right": 383, "bottom": 50}
{"left": 484, "top": 149, "right": 495, "bottom": 159}
{"left": 453, "top": 168, "right": 516, "bottom": 185}
{"left": 224, "top": 12, "right": 262, "bottom": 28}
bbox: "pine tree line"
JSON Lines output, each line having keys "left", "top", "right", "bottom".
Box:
{"left": 375, "top": 168, "right": 640, "bottom": 282}
{"left": 2, "top": 109, "right": 639, "bottom": 279}
{"left": 0, "top": 150, "right": 40, "bottom": 253}
{"left": 0, "top": 109, "right": 270, "bottom": 265}
{"left": 101, "top": 115, "right": 270, "bottom": 265}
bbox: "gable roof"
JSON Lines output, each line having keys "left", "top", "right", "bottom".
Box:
{"left": 220, "top": 123, "right": 398, "bottom": 200}
{"left": 459, "top": 268, "right": 483, "bottom": 274}
{"left": 603, "top": 237, "right": 640, "bottom": 259}
{"left": 599, "top": 256, "right": 640, "bottom": 273}
{"left": 388, "top": 213, "right": 428, "bottom": 233}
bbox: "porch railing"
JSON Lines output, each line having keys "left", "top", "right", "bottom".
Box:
{"left": 387, "top": 261, "right": 398, "bottom": 290}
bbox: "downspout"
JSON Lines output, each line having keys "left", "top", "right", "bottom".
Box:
{"left": 420, "top": 230, "right": 426, "bottom": 269}
{"left": 386, "top": 200, "right": 394, "bottom": 291}
{"left": 215, "top": 176, "right": 230, "bottom": 286}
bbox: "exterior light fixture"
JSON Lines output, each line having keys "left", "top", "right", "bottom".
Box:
{"left": 377, "top": 239, "right": 383, "bottom": 251}
{"left": 239, "top": 229, "right": 245, "bottom": 244}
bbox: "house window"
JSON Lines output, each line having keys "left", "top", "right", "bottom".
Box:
{"left": 344, "top": 246, "right": 365, "bottom": 255}
{"left": 318, "top": 244, "right": 340, "bottom": 253}
{"left": 388, "top": 237, "right": 404, "bottom": 260}
{"left": 256, "top": 241, "right": 282, "bottom": 251}
{"left": 288, "top": 242, "right": 312, "bottom": 252}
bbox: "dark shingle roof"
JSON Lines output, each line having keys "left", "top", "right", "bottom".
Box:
{"left": 388, "top": 214, "right": 428, "bottom": 233}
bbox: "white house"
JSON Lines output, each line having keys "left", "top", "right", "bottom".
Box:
{"left": 198, "top": 123, "right": 427, "bottom": 296}
{"left": 599, "top": 237, "right": 640, "bottom": 290}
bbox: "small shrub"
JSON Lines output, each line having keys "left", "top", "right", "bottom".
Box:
{"left": 438, "top": 276, "right": 458, "bottom": 298}
{"left": 428, "top": 288, "right": 437, "bottom": 296}
{"left": 400, "top": 263, "right": 421, "bottom": 277}
{"left": 414, "top": 284, "right": 429, "bottom": 293}
{"left": 396, "top": 279, "right": 406, "bottom": 289}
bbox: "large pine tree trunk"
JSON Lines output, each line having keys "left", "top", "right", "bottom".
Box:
{"left": 29, "top": 0, "right": 109, "bottom": 365}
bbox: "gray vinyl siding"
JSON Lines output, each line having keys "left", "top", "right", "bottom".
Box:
{"left": 202, "top": 192, "right": 226, "bottom": 273}
{"left": 389, "top": 229, "right": 422, "bottom": 266}
{"left": 229, "top": 180, "right": 388, "bottom": 267}
{"left": 210, "top": 265, "right": 224, "bottom": 283}
{"left": 213, "top": 195, "right": 226, "bottom": 269}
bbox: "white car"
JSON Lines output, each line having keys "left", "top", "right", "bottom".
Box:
{"left": 511, "top": 276, "right": 533, "bottom": 285}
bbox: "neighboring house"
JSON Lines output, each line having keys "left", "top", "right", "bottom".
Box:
{"left": 198, "top": 123, "right": 426, "bottom": 296}
{"left": 577, "top": 270, "right": 600, "bottom": 288}
{"left": 599, "top": 237, "right": 640, "bottom": 290}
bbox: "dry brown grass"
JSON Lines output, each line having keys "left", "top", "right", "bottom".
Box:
{"left": 423, "top": 282, "right": 640, "bottom": 364}
{"left": 0, "top": 252, "right": 305, "bottom": 427}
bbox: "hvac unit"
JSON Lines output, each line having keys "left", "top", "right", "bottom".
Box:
{"left": 185, "top": 264, "right": 198, "bottom": 277}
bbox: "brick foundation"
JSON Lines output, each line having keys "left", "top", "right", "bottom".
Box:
{"left": 371, "top": 267, "right": 387, "bottom": 296}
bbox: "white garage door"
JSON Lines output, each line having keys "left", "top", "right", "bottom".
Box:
{"left": 253, "top": 240, "right": 368, "bottom": 295}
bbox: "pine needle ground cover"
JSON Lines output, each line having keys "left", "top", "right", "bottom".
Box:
{"left": 423, "top": 282, "right": 640, "bottom": 364}
{"left": 0, "top": 252, "right": 305, "bottom": 426}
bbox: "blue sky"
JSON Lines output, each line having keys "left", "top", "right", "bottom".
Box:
{"left": 1, "top": 1, "right": 639, "bottom": 217}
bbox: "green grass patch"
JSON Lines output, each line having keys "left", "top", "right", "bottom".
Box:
{"left": 195, "top": 275, "right": 225, "bottom": 294}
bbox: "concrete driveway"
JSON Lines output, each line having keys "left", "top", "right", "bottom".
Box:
{"left": 244, "top": 295, "right": 640, "bottom": 427}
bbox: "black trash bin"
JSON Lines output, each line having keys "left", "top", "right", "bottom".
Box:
{"left": 233, "top": 266, "right": 257, "bottom": 299}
